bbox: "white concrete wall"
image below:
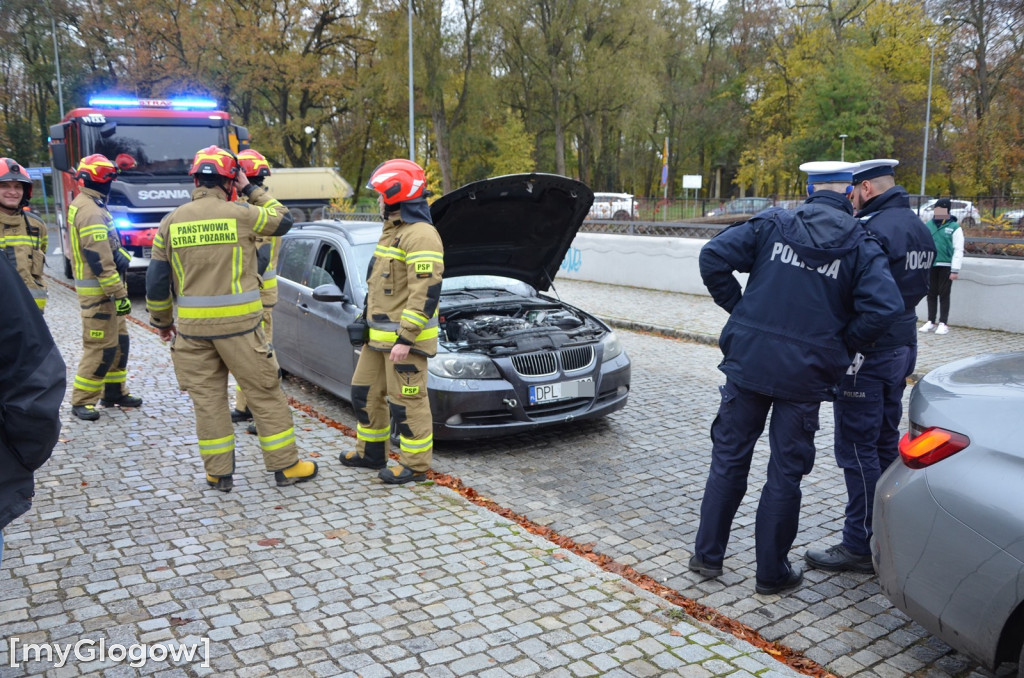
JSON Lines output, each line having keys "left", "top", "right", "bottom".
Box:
{"left": 558, "top": 232, "right": 1024, "bottom": 334}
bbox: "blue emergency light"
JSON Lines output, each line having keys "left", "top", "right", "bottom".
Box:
{"left": 113, "top": 217, "right": 132, "bottom": 229}
{"left": 87, "top": 96, "right": 218, "bottom": 110}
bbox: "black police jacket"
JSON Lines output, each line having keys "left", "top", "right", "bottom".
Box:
{"left": 700, "top": 191, "right": 903, "bottom": 402}
{"left": 0, "top": 255, "right": 66, "bottom": 531}
{"left": 855, "top": 186, "right": 936, "bottom": 351}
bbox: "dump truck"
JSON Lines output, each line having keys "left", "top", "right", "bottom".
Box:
{"left": 262, "top": 167, "right": 354, "bottom": 222}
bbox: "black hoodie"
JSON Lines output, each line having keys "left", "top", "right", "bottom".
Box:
{"left": 700, "top": 191, "right": 903, "bottom": 401}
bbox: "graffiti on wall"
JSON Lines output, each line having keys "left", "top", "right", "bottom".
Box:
{"left": 560, "top": 247, "right": 583, "bottom": 273}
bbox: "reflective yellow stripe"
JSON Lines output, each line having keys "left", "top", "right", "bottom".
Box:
{"left": 35, "top": 298, "right": 46, "bottom": 310}
{"left": 199, "top": 434, "right": 235, "bottom": 456}
{"left": 98, "top": 273, "right": 121, "bottom": 287}
{"left": 259, "top": 427, "right": 295, "bottom": 452}
{"left": 253, "top": 207, "right": 268, "bottom": 234}
{"left": 104, "top": 370, "right": 127, "bottom": 384}
{"left": 374, "top": 245, "right": 406, "bottom": 262}
{"left": 147, "top": 297, "right": 173, "bottom": 311}
{"left": 154, "top": 232, "right": 165, "bottom": 248}
{"left": 262, "top": 276, "right": 278, "bottom": 290}
{"left": 406, "top": 251, "right": 443, "bottom": 264}
{"left": 368, "top": 326, "right": 438, "bottom": 343}
{"left": 231, "top": 245, "right": 243, "bottom": 294}
{"left": 79, "top": 224, "right": 108, "bottom": 238}
{"left": 171, "top": 251, "right": 185, "bottom": 290}
{"left": 401, "top": 309, "right": 429, "bottom": 328}
{"left": 177, "top": 298, "right": 263, "bottom": 319}
{"left": 2, "top": 235, "right": 36, "bottom": 246}
{"left": 357, "top": 424, "right": 390, "bottom": 443}
{"left": 400, "top": 433, "right": 433, "bottom": 454}
{"left": 74, "top": 375, "right": 104, "bottom": 392}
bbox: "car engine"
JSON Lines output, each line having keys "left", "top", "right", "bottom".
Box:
{"left": 440, "top": 306, "right": 605, "bottom": 355}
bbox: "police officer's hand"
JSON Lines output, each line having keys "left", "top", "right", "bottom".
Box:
{"left": 389, "top": 343, "right": 411, "bottom": 362}
{"left": 158, "top": 324, "right": 177, "bottom": 342}
{"left": 115, "top": 297, "right": 132, "bottom": 316}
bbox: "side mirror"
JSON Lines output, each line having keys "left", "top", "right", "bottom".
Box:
{"left": 49, "top": 123, "right": 70, "bottom": 172}
{"left": 312, "top": 283, "right": 348, "bottom": 303}
{"left": 100, "top": 121, "right": 117, "bottom": 138}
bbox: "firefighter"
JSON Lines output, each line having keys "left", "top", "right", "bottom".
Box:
{"left": 341, "top": 159, "right": 444, "bottom": 485}
{"left": 0, "top": 158, "right": 48, "bottom": 312}
{"left": 68, "top": 154, "right": 141, "bottom": 421}
{"left": 146, "top": 146, "right": 317, "bottom": 492}
{"left": 230, "top": 149, "right": 275, "bottom": 425}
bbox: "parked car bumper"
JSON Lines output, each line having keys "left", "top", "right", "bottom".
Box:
{"left": 429, "top": 355, "right": 631, "bottom": 440}
{"left": 873, "top": 458, "right": 1022, "bottom": 670}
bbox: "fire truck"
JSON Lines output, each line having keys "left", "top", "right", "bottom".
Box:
{"left": 48, "top": 96, "right": 250, "bottom": 277}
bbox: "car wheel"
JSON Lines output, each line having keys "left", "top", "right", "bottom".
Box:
{"left": 613, "top": 210, "right": 630, "bottom": 221}
{"left": 962, "top": 217, "right": 975, "bottom": 228}
{"left": 64, "top": 256, "right": 73, "bottom": 279}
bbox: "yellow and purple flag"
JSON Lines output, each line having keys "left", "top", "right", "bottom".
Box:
{"left": 660, "top": 137, "right": 669, "bottom": 186}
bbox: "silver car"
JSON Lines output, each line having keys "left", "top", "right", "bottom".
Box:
{"left": 272, "top": 173, "right": 631, "bottom": 440}
{"left": 872, "top": 352, "right": 1024, "bottom": 674}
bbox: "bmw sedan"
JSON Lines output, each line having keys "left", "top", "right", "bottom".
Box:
{"left": 872, "top": 352, "right": 1024, "bottom": 675}
{"left": 271, "top": 173, "right": 631, "bottom": 440}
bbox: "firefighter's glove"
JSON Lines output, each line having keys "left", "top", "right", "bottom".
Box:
{"left": 115, "top": 297, "right": 132, "bottom": 316}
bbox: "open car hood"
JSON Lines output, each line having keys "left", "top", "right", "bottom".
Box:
{"left": 430, "top": 173, "right": 594, "bottom": 291}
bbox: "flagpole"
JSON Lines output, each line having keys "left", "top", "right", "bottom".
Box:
{"left": 663, "top": 137, "right": 669, "bottom": 202}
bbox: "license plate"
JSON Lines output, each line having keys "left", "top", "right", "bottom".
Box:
{"left": 529, "top": 378, "right": 595, "bottom": 404}
{"left": 142, "top": 246, "right": 153, "bottom": 258}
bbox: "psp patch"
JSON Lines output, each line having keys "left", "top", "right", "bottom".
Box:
{"left": 401, "top": 385, "right": 420, "bottom": 396}
{"left": 89, "top": 329, "right": 104, "bottom": 339}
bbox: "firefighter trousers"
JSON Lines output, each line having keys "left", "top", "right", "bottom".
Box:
{"left": 72, "top": 301, "right": 130, "bottom": 406}
{"left": 352, "top": 347, "right": 433, "bottom": 473}
{"left": 171, "top": 327, "right": 299, "bottom": 478}
{"left": 234, "top": 308, "right": 273, "bottom": 413}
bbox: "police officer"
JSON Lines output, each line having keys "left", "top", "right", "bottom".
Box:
{"left": 146, "top": 146, "right": 317, "bottom": 492}
{"left": 68, "top": 154, "right": 141, "bottom": 421}
{"left": 341, "top": 159, "right": 444, "bottom": 484}
{"left": 0, "top": 158, "right": 48, "bottom": 312}
{"left": 805, "top": 159, "right": 936, "bottom": 573}
{"left": 689, "top": 161, "right": 903, "bottom": 595}
{"left": 230, "top": 149, "right": 276, "bottom": 425}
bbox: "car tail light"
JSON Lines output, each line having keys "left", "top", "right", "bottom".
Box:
{"left": 899, "top": 427, "right": 970, "bottom": 469}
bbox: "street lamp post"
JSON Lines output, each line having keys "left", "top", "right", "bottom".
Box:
{"left": 408, "top": 0, "right": 415, "bottom": 162}
{"left": 304, "top": 125, "right": 316, "bottom": 166}
{"left": 921, "top": 16, "right": 951, "bottom": 198}
{"left": 839, "top": 134, "right": 848, "bottom": 161}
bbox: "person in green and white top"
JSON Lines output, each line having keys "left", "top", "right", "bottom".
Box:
{"left": 920, "top": 198, "right": 964, "bottom": 335}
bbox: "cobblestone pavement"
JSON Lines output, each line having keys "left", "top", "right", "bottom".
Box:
{"left": 0, "top": 278, "right": 806, "bottom": 676}
{"left": 263, "top": 277, "right": 1024, "bottom": 678}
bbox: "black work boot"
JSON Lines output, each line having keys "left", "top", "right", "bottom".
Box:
{"left": 378, "top": 464, "right": 427, "bottom": 485}
{"left": 72, "top": 404, "right": 101, "bottom": 421}
{"left": 231, "top": 408, "right": 252, "bottom": 423}
{"left": 339, "top": 449, "right": 386, "bottom": 470}
{"left": 206, "top": 474, "right": 233, "bottom": 492}
{"left": 805, "top": 544, "right": 874, "bottom": 574}
{"left": 688, "top": 554, "right": 723, "bottom": 578}
{"left": 100, "top": 386, "right": 143, "bottom": 408}
{"left": 246, "top": 423, "right": 257, "bottom": 435}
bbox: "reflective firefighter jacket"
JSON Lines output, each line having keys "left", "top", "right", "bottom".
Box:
{"left": 365, "top": 213, "right": 444, "bottom": 356}
{"left": 254, "top": 187, "right": 282, "bottom": 308}
{"left": 146, "top": 185, "right": 292, "bottom": 339}
{"left": 1, "top": 208, "right": 48, "bottom": 310}
{"left": 68, "top": 188, "right": 129, "bottom": 306}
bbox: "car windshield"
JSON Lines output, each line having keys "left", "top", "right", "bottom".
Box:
{"left": 443, "top": 275, "right": 537, "bottom": 297}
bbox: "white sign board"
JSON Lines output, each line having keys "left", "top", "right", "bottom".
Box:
{"left": 682, "top": 174, "right": 702, "bottom": 189}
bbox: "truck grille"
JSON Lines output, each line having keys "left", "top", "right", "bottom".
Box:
{"left": 510, "top": 346, "right": 594, "bottom": 376}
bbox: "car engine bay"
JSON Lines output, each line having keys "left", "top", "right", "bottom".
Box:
{"left": 439, "top": 304, "right": 606, "bottom": 355}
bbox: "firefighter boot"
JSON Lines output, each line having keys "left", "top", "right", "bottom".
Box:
{"left": 100, "top": 384, "right": 143, "bottom": 408}
{"left": 206, "top": 474, "right": 234, "bottom": 492}
{"left": 339, "top": 444, "right": 386, "bottom": 470}
{"left": 72, "top": 404, "right": 101, "bottom": 421}
{"left": 275, "top": 460, "right": 319, "bottom": 487}
{"left": 378, "top": 464, "right": 427, "bottom": 485}
{"left": 231, "top": 408, "right": 252, "bottom": 423}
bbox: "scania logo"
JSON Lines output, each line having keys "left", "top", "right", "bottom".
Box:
{"left": 138, "top": 189, "right": 191, "bottom": 200}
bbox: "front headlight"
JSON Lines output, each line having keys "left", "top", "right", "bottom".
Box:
{"left": 428, "top": 353, "right": 500, "bottom": 379}
{"left": 600, "top": 332, "right": 623, "bottom": 362}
